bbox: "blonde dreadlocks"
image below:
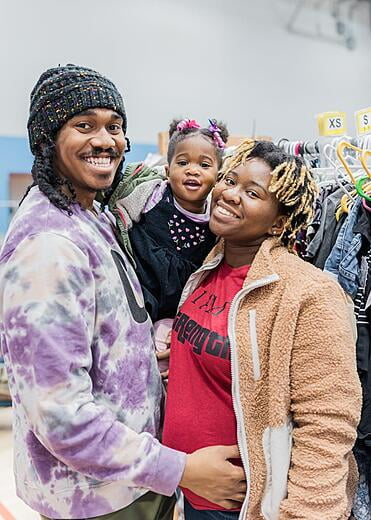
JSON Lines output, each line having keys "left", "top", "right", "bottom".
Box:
{"left": 220, "top": 140, "right": 318, "bottom": 252}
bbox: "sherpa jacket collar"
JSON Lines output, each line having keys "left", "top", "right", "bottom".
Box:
{"left": 203, "top": 236, "right": 282, "bottom": 287}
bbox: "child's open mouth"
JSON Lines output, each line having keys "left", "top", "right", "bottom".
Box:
{"left": 183, "top": 179, "right": 201, "bottom": 190}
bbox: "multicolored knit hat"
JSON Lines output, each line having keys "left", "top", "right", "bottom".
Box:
{"left": 27, "top": 64, "right": 126, "bottom": 155}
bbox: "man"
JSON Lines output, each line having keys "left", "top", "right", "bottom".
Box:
{"left": 0, "top": 65, "right": 245, "bottom": 520}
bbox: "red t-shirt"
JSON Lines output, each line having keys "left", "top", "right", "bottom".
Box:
{"left": 162, "top": 261, "right": 250, "bottom": 510}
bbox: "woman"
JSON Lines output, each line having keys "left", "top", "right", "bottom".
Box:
{"left": 163, "top": 140, "right": 362, "bottom": 520}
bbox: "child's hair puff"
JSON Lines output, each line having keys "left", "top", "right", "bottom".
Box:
{"left": 167, "top": 118, "right": 229, "bottom": 168}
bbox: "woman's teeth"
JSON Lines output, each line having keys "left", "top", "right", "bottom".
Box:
{"left": 217, "top": 206, "right": 238, "bottom": 218}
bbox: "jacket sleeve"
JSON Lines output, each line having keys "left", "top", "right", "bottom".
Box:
{"left": 107, "top": 163, "right": 165, "bottom": 262}
{"left": 109, "top": 162, "right": 165, "bottom": 223}
{"left": 279, "top": 278, "right": 362, "bottom": 520}
{"left": 1, "top": 232, "right": 186, "bottom": 496}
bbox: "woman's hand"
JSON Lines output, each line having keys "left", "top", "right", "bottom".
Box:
{"left": 179, "top": 445, "right": 246, "bottom": 509}
{"left": 156, "top": 328, "right": 171, "bottom": 379}
{"left": 156, "top": 348, "right": 170, "bottom": 379}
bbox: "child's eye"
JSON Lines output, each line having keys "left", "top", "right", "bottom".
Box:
{"left": 246, "top": 190, "right": 258, "bottom": 198}
{"left": 201, "top": 162, "right": 211, "bottom": 168}
{"left": 177, "top": 160, "right": 188, "bottom": 166}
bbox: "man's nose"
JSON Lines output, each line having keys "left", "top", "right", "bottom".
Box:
{"left": 90, "top": 128, "right": 115, "bottom": 149}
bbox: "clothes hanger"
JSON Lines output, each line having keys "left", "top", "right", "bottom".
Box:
{"left": 322, "top": 143, "right": 355, "bottom": 199}
{"left": 337, "top": 141, "right": 371, "bottom": 204}
{"left": 356, "top": 149, "right": 371, "bottom": 202}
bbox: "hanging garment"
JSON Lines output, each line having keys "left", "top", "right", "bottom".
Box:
{"left": 324, "top": 196, "right": 364, "bottom": 298}
{"left": 306, "top": 186, "right": 347, "bottom": 269}
{"left": 353, "top": 442, "right": 371, "bottom": 520}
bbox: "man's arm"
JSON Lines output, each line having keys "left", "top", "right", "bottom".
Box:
{"left": 1, "top": 232, "right": 246, "bottom": 505}
{"left": 2, "top": 232, "right": 184, "bottom": 495}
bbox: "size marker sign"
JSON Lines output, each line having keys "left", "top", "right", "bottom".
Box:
{"left": 355, "top": 108, "right": 371, "bottom": 136}
{"left": 317, "top": 112, "right": 347, "bottom": 136}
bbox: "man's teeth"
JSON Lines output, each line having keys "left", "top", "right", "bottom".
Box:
{"left": 218, "top": 206, "right": 238, "bottom": 218}
{"left": 84, "top": 157, "right": 112, "bottom": 167}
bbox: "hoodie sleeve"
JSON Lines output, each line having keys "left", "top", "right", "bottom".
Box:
{"left": 279, "top": 278, "right": 361, "bottom": 520}
{"left": 1, "top": 232, "right": 186, "bottom": 496}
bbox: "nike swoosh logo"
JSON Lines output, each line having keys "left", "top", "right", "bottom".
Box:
{"left": 111, "top": 250, "right": 148, "bottom": 324}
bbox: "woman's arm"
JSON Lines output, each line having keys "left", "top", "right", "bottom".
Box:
{"left": 280, "top": 279, "right": 362, "bottom": 520}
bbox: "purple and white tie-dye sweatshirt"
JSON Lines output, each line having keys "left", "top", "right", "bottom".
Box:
{"left": 0, "top": 187, "right": 186, "bottom": 519}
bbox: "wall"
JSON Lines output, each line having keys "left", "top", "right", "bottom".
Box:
{"left": 0, "top": 0, "right": 370, "bottom": 234}
{"left": 1, "top": 0, "right": 371, "bottom": 144}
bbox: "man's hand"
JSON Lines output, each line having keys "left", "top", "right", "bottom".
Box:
{"left": 179, "top": 445, "right": 246, "bottom": 509}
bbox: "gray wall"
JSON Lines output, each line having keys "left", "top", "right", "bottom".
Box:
{"left": 1, "top": 0, "right": 371, "bottom": 142}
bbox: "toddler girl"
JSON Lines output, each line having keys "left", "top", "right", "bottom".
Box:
{"left": 108, "top": 118, "right": 228, "bottom": 371}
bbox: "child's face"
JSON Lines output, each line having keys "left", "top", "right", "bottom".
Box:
{"left": 167, "top": 135, "right": 219, "bottom": 213}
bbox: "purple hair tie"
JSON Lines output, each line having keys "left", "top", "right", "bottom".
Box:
{"left": 176, "top": 119, "right": 201, "bottom": 132}
{"left": 208, "top": 118, "right": 225, "bottom": 149}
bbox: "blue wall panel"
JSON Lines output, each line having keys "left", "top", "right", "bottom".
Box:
{"left": 0, "top": 136, "right": 157, "bottom": 235}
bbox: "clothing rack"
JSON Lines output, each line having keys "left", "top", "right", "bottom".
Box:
{"left": 276, "top": 138, "right": 320, "bottom": 156}
{"left": 275, "top": 137, "right": 360, "bottom": 158}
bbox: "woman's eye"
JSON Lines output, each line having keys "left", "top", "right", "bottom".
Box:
{"left": 224, "top": 177, "right": 234, "bottom": 186}
{"left": 246, "top": 190, "right": 258, "bottom": 198}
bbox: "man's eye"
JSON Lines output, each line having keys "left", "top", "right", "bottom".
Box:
{"left": 109, "top": 123, "right": 122, "bottom": 132}
{"left": 75, "top": 122, "right": 91, "bottom": 130}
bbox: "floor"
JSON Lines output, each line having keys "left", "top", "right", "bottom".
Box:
{"left": 0, "top": 407, "right": 39, "bottom": 520}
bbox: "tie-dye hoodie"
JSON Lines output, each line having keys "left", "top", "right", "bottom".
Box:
{"left": 0, "top": 187, "right": 186, "bottom": 519}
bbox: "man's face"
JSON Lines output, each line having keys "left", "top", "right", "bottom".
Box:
{"left": 54, "top": 108, "right": 126, "bottom": 205}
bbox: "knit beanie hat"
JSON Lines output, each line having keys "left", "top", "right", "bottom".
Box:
{"left": 27, "top": 64, "right": 127, "bottom": 155}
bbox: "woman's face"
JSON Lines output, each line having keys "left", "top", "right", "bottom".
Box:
{"left": 209, "top": 158, "right": 286, "bottom": 245}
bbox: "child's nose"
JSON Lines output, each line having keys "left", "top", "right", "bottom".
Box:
{"left": 186, "top": 165, "right": 200, "bottom": 176}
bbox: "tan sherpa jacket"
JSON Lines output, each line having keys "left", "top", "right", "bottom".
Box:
{"left": 178, "top": 238, "right": 362, "bottom": 520}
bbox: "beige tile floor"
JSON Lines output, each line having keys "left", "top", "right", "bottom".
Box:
{"left": 0, "top": 407, "right": 39, "bottom": 520}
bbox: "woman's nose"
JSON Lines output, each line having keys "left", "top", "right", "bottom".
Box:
{"left": 222, "top": 185, "right": 241, "bottom": 204}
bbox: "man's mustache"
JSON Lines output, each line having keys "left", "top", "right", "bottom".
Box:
{"left": 90, "top": 147, "right": 122, "bottom": 158}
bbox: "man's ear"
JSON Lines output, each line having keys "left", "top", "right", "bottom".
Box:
{"left": 270, "top": 214, "right": 288, "bottom": 236}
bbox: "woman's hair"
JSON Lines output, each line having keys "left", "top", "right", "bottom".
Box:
{"left": 167, "top": 118, "right": 229, "bottom": 168}
{"left": 220, "top": 140, "right": 318, "bottom": 252}
{"left": 21, "top": 139, "right": 125, "bottom": 212}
